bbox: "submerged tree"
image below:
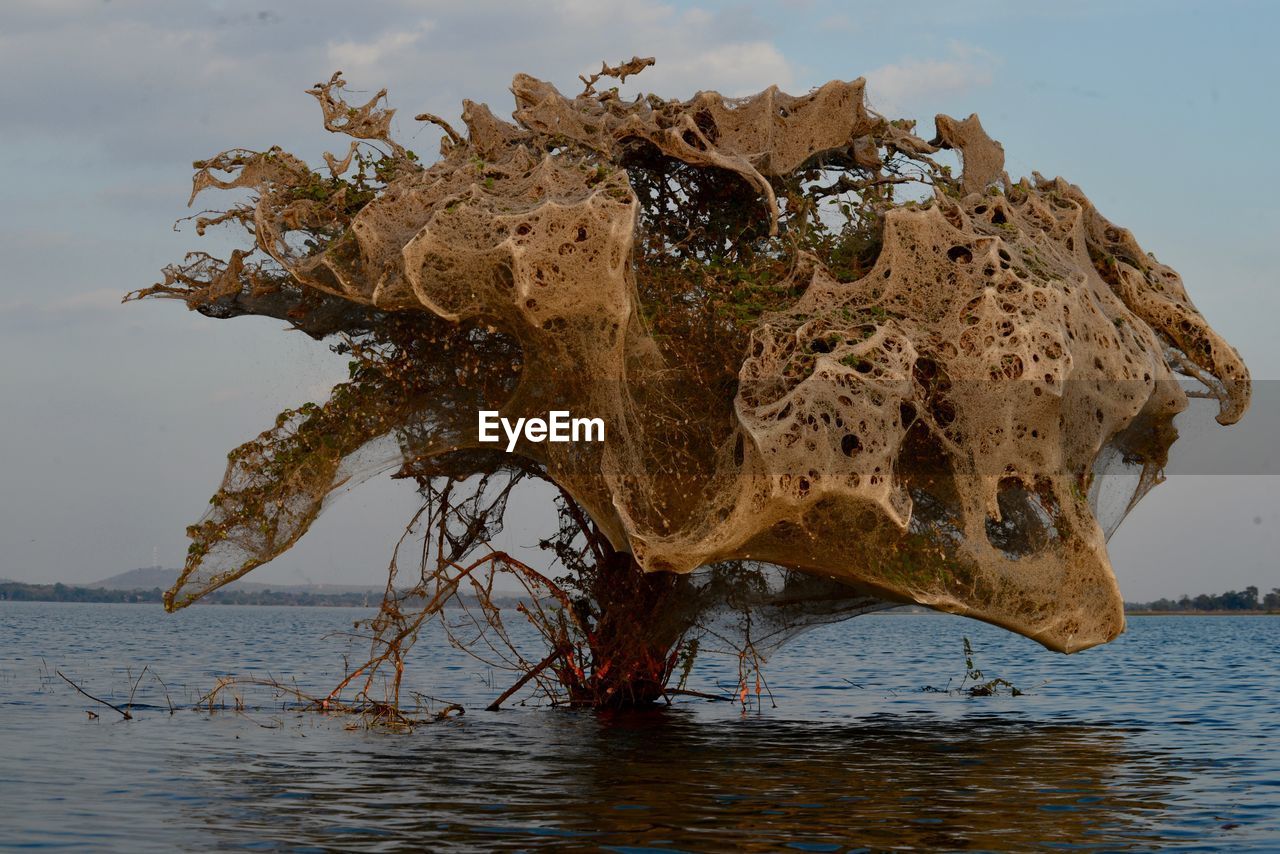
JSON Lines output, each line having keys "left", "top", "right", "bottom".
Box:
{"left": 129, "top": 59, "right": 1248, "bottom": 710}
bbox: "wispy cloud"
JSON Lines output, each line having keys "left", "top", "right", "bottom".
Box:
{"left": 639, "top": 40, "right": 795, "bottom": 97}
{"left": 864, "top": 42, "right": 998, "bottom": 113}
{"left": 0, "top": 288, "right": 122, "bottom": 316}
{"left": 46, "top": 288, "right": 124, "bottom": 313}
{"left": 0, "top": 0, "right": 799, "bottom": 166}
{"left": 327, "top": 22, "right": 435, "bottom": 76}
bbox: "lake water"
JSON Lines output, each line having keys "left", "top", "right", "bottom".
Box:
{"left": 1, "top": 602, "right": 1277, "bottom": 850}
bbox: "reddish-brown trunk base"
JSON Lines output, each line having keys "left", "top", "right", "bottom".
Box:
{"left": 556, "top": 552, "right": 689, "bottom": 708}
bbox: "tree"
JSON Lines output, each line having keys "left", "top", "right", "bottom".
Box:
{"left": 130, "top": 61, "right": 1249, "bottom": 711}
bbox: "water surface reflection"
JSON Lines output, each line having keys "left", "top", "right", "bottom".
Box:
{"left": 192, "top": 710, "right": 1181, "bottom": 850}
{"left": 4, "top": 605, "right": 1274, "bottom": 850}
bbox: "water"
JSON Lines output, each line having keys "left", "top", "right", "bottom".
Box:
{"left": 1, "top": 603, "right": 1277, "bottom": 850}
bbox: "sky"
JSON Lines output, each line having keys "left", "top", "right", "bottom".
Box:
{"left": 0, "top": 0, "right": 1277, "bottom": 600}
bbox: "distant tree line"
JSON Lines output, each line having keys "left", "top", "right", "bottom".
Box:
{"left": 0, "top": 582, "right": 529, "bottom": 609}
{"left": 1126, "top": 586, "right": 1280, "bottom": 613}
{"left": 10, "top": 579, "right": 1272, "bottom": 613}
{"left": 0, "top": 582, "right": 374, "bottom": 607}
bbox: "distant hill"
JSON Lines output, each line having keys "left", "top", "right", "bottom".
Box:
{"left": 89, "top": 566, "right": 383, "bottom": 594}
{"left": 88, "top": 566, "right": 182, "bottom": 590}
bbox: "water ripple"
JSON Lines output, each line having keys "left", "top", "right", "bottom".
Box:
{"left": 1, "top": 603, "right": 1277, "bottom": 850}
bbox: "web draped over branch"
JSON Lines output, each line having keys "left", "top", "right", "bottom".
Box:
{"left": 129, "top": 60, "right": 1248, "bottom": 675}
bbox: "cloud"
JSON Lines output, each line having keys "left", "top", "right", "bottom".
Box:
{"left": 636, "top": 41, "right": 795, "bottom": 98}
{"left": 0, "top": 1, "right": 800, "bottom": 165}
{"left": 0, "top": 288, "right": 127, "bottom": 334}
{"left": 332, "top": 1, "right": 801, "bottom": 108}
{"left": 0, "top": 287, "right": 122, "bottom": 316}
{"left": 46, "top": 288, "right": 124, "bottom": 313}
{"left": 863, "top": 43, "right": 998, "bottom": 113}
{"left": 327, "top": 22, "right": 434, "bottom": 76}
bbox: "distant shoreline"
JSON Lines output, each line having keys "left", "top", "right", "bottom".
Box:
{"left": 0, "top": 581, "right": 377, "bottom": 607}
{"left": 3, "top": 582, "right": 1279, "bottom": 618}
{"left": 0, "top": 581, "right": 527, "bottom": 609}
{"left": 1126, "top": 610, "right": 1279, "bottom": 617}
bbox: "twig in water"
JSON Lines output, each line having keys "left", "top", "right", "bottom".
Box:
{"left": 56, "top": 670, "right": 132, "bottom": 720}
{"left": 664, "top": 688, "right": 734, "bottom": 703}
{"left": 127, "top": 665, "right": 149, "bottom": 713}
{"left": 487, "top": 646, "right": 568, "bottom": 711}
{"left": 151, "top": 670, "right": 175, "bottom": 714}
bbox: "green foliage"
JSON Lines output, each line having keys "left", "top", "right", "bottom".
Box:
{"left": 1127, "top": 586, "right": 1268, "bottom": 613}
